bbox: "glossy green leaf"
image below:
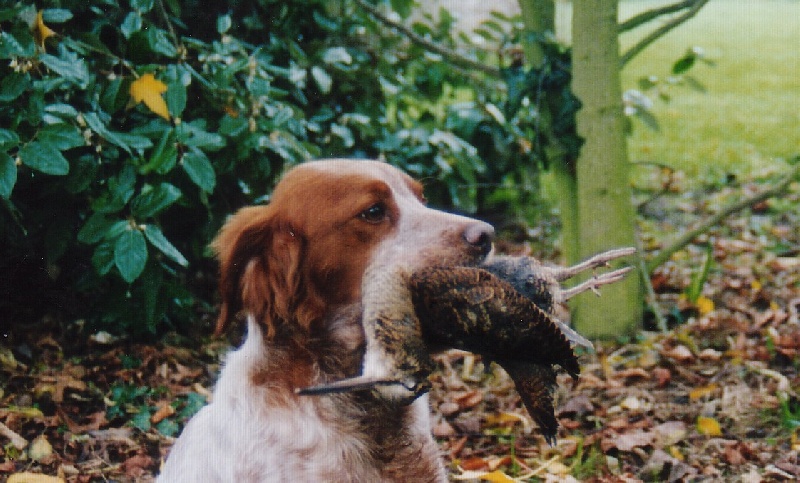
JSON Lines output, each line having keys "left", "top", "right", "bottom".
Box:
{"left": 0, "top": 129, "right": 20, "bottom": 150}
{"left": 672, "top": 54, "right": 696, "bottom": 75}
{"left": 92, "top": 241, "right": 115, "bottom": 276}
{"left": 131, "top": 183, "right": 182, "bottom": 218}
{"left": 44, "top": 103, "right": 79, "bottom": 119}
{"left": 115, "top": 228, "right": 148, "bottom": 283}
{"left": 145, "top": 28, "right": 178, "bottom": 58}
{"left": 165, "top": 80, "right": 187, "bottom": 118}
{"left": 78, "top": 212, "right": 113, "bottom": 244}
{"left": 40, "top": 51, "right": 90, "bottom": 88}
{"left": 322, "top": 47, "right": 352, "bottom": 65}
{"left": 0, "top": 73, "right": 29, "bottom": 102}
{"left": 83, "top": 111, "right": 131, "bottom": 154}
{"left": 217, "top": 14, "right": 232, "bottom": 34}
{"left": 178, "top": 122, "right": 225, "bottom": 150}
{"left": 144, "top": 224, "right": 188, "bottom": 267}
{"left": 42, "top": 8, "right": 73, "bottom": 23}
{"left": 182, "top": 148, "right": 216, "bottom": 193}
{"left": 121, "top": 12, "right": 142, "bottom": 39}
{"left": 0, "top": 153, "right": 17, "bottom": 199}
{"left": 219, "top": 115, "right": 248, "bottom": 137}
{"left": 0, "top": 30, "right": 35, "bottom": 59}
{"left": 311, "top": 66, "right": 332, "bottom": 94}
{"left": 38, "top": 123, "right": 84, "bottom": 150}
{"left": 0, "top": 5, "right": 26, "bottom": 22}
{"left": 19, "top": 141, "right": 69, "bottom": 175}
{"left": 130, "top": 0, "right": 155, "bottom": 12}
{"left": 105, "top": 220, "right": 132, "bottom": 241}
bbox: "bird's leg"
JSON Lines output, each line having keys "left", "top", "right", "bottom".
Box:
{"left": 546, "top": 247, "right": 636, "bottom": 282}
{"left": 560, "top": 266, "right": 634, "bottom": 301}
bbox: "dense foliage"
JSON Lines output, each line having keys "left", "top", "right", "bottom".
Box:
{"left": 0, "top": 0, "right": 577, "bottom": 335}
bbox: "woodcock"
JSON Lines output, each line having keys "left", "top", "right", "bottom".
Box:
{"left": 299, "top": 248, "right": 635, "bottom": 443}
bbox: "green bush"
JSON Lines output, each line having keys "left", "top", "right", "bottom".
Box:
{"left": 0, "top": 0, "right": 576, "bottom": 335}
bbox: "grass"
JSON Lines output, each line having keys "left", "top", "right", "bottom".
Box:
{"left": 557, "top": 0, "right": 800, "bottom": 185}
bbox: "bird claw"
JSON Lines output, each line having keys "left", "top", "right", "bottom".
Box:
{"left": 548, "top": 247, "right": 636, "bottom": 282}
{"left": 561, "top": 266, "right": 634, "bottom": 301}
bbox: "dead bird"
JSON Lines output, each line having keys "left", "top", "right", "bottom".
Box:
{"left": 299, "top": 248, "right": 635, "bottom": 442}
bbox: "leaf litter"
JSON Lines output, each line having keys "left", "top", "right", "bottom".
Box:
{"left": 1, "top": 170, "right": 799, "bottom": 481}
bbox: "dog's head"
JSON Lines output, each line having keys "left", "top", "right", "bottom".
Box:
{"left": 212, "top": 159, "right": 494, "bottom": 339}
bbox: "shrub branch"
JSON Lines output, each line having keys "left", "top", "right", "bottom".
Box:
{"left": 353, "top": 0, "right": 500, "bottom": 77}
{"left": 620, "top": 0, "right": 710, "bottom": 67}
{"left": 646, "top": 161, "right": 800, "bottom": 273}
{"left": 619, "top": 0, "right": 705, "bottom": 32}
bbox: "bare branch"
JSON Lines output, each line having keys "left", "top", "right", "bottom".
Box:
{"left": 353, "top": 0, "right": 501, "bottom": 77}
{"left": 646, "top": 161, "right": 800, "bottom": 273}
{"left": 620, "top": 0, "right": 710, "bottom": 67}
{"left": 619, "top": 0, "right": 702, "bottom": 33}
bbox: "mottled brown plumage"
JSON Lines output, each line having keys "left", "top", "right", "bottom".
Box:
{"left": 410, "top": 267, "right": 580, "bottom": 377}
{"left": 300, "top": 248, "right": 635, "bottom": 443}
{"left": 409, "top": 266, "right": 580, "bottom": 444}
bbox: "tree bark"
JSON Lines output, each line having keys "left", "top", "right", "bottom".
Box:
{"left": 571, "top": 0, "right": 642, "bottom": 337}
{"left": 518, "top": 0, "right": 555, "bottom": 67}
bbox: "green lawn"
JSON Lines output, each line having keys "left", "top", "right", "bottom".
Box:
{"left": 559, "top": 0, "right": 800, "bottom": 184}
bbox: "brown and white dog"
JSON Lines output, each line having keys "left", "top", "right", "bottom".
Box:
{"left": 158, "top": 160, "right": 494, "bottom": 482}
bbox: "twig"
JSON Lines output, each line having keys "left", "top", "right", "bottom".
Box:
{"left": 353, "top": 0, "right": 501, "bottom": 77}
{"left": 156, "top": 0, "right": 181, "bottom": 51}
{"left": 620, "top": 0, "right": 710, "bottom": 67}
{"left": 646, "top": 161, "right": 800, "bottom": 273}
{"left": 619, "top": 0, "right": 703, "bottom": 32}
{"left": 0, "top": 420, "right": 28, "bottom": 450}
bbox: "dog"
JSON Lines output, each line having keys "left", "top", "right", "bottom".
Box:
{"left": 158, "top": 159, "right": 494, "bottom": 482}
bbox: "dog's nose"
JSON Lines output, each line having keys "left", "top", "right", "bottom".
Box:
{"left": 463, "top": 221, "right": 495, "bottom": 256}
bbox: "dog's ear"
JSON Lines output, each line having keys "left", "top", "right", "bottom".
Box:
{"left": 211, "top": 206, "right": 311, "bottom": 338}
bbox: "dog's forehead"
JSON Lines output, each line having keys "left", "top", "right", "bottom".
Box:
{"left": 301, "top": 159, "right": 421, "bottom": 198}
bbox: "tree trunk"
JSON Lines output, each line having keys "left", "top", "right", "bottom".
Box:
{"left": 518, "top": 0, "right": 555, "bottom": 67}
{"left": 570, "top": 0, "right": 642, "bottom": 337}
{"left": 517, "top": 1, "right": 581, "bottom": 264}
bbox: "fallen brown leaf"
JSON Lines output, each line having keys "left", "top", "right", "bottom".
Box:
{"left": 601, "top": 430, "right": 655, "bottom": 452}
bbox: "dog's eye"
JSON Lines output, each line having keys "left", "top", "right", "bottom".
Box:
{"left": 359, "top": 203, "right": 386, "bottom": 223}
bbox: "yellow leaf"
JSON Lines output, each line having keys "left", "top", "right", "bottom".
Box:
{"left": 485, "top": 411, "right": 526, "bottom": 426}
{"left": 669, "top": 445, "right": 684, "bottom": 461}
{"left": 33, "top": 11, "right": 57, "bottom": 50}
{"left": 28, "top": 435, "right": 53, "bottom": 461}
{"left": 129, "top": 73, "right": 170, "bottom": 120}
{"left": 750, "top": 280, "right": 762, "bottom": 291}
{"left": 695, "top": 296, "right": 714, "bottom": 315}
{"left": 8, "top": 473, "right": 65, "bottom": 483}
{"left": 689, "top": 383, "right": 718, "bottom": 400}
{"left": 697, "top": 416, "right": 722, "bottom": 436}
{"left": 479, "top": 470, "right": 515, "bottom": 483}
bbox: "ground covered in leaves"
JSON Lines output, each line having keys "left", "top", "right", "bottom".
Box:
{"left": 2, "top": 171, "right": 799, "bottom": 482}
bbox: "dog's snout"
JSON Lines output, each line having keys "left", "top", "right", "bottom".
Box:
{"left": 463, "top": 221, "right": 494, "bottom": 256}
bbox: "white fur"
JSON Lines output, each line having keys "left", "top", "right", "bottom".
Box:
{"left": 159, "top": 319, "right": 438, "bottom": 482}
